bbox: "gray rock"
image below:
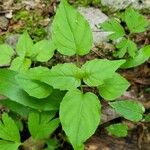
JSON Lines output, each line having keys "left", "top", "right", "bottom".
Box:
{"left": 5, "top": 34, "right": 20, "bottom": 49}
{"left": 78, "top": 7, "right": 109, "bottom": 45}
{"left": 101, "top": 0, "right": 150, "bottom": 10}
{"left": 132, "top": 0, "right": 150, "bottom": 10}
{"left": 101, "top": 106, "right": 120, "bottom": 124}
{"left": 0, "top": 16, "right": 9, "bottom": 30}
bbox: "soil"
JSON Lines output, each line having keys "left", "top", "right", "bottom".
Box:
{"left": 0, "top": 0, "right": 150, "bottom": 150}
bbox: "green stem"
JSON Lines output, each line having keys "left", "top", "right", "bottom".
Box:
{"left": 80, "top": 85, "right": 83, "bottom": 93}
{"left": 76, "top": 54, "right": 83, "bottom": 92}
{"left": 76, "top": 54, "right": 80, "bottom": 67}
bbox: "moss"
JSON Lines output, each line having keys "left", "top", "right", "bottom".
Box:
{"left": 12, "top": 9, "right": 48, "bottom": 42}
{"left": 0, "top": 35, "right": 6, "bottom": 44}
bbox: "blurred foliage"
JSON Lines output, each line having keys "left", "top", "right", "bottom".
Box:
{"left": 12, "top": 9, "right": 47, "bottom": 42}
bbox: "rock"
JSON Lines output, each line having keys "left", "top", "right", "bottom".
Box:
{"left": 22, "top": 0, "right": 43, "bottom": 10}
{"left": 0, "top": 16, "right": 9, "bottom": 30}
{"left": 101, "top": 0, "right": 131, "bottom": 10}
{"left": 132, "top": 0, "right": 150, "bottom": 10}
{"left": 101, "top": 105, "right": 120, "bottom": 124}
{"left": 2, "top": 0, "right": 14, "bottom": 10}
{"left": 101, "top": 0, "right": 150, "bottom": 10}
{"left": 78, "top": 7, "right": 109, "bottom": 45}
{"left": 5, "top": 34, "right": 20, "bottom": 49}
{"left": 5, "top": 10, "right": 13, "bottom": 19}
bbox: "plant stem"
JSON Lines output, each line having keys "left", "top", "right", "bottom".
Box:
{"left": 76, "top": 54, "right": 83, "bottom": 92}
{"left": 80, "top": 85, "right": 83, "bottom": 92}
{"left": 22, "top": 137, "right": 45, "bottom": 150}
{"left": 76, "top": 54, "right": 80, "bottom": 67}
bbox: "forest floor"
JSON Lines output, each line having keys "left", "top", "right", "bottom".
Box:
{"left": 0, "top": 0, "right": 150, "bottom": 150}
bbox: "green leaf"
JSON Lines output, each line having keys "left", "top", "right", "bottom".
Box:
{"left": 0, "top": 99, "right": 34, "bottom": 117}
{"left": 106, "top": 123, "right": 128, "bottom": 137}
{"left": 0, "top": 140, "right": 20, "bottom": 150}
{"left": 101, "top": 19, "right": 125, "bottom": 40}
{"left": 52, "top": 0, "right": 93, "bottom": 56}
{"left": 82, "top": 59, "right": 126, "bottom": 86}
{"left": 115, "top": 38, "right": 137, "bottom": 58}
{"left": 31, "top": 40, "right": 55, "bottom": 62}
{"left": 28, "top": 112, "right": 59, "bottom": 140}
{"left": 125, "top": 8, "right": 149, "bottom": 33}
{"left": 16, "top": 31, "right": 33, "bottom": 57}
{"left": 98, "top": 73, "right": 130, "bottom": 100}
{"left": 15, "top": 120, "right": 23, "bottom": 132}
{"left": 0, "top": 44, "right": 14, "bottom": 66}
{"left": 10, "top": 57, "right": 31, "bottom": 73}
{"left": 24, "top": 65, "right": 82, "bottom": 90}
{"left": 143, "top": 44, "right": 150, "bottom": 56}
{"left": 109, "top": 100, "right": 145, "bottom": 122}
{"left": 0, "top": 69, "right": 65, "bottom": 111}
{"left": 44, "top": 139, "right": 59, "bottom": 150}
{"left": 16, "top": 74, "right": 53, "bottom": 99}
{"left": 121, "top": 45, "right": 150, "bottom": 69}
{"left": 144, "top": 113, "right": 150, "bottom": 122}
{"left": 42, "top": 63, "right": 82, "bottom": 90}
{"left": 0, "top": 113, "right": 20, "bottom": 142}
{"left": 23, "top": 66, "right": 50, "bottom": 79}
{"left": 60, "top": 89, "right": 101, "bottom": 149}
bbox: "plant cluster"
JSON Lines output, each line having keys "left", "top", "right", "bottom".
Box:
{"left": 100, "top": 7, "right": 150, "bottom": 68}
{"left": 0, "top": 0, "right": 150, "bottom": 150}
{"left": 0, "top": 112, "right": 59, "bottom": 150}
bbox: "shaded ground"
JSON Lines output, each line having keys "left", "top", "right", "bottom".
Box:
{"left": 0, "top": 0, "right": 150, "bottom": 150}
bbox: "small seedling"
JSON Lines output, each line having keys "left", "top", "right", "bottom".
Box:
{"left": 0, "top": 112, "right": 59, "bottom": 150}
{"left": 106, "top": 123, "right": 128, "bottom": 137}
{"left": 100, "top": 7, "right": 150, "bottom": 68}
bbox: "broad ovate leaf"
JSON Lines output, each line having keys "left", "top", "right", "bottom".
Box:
{"left": 28, "top": 112, "right": 59, "bottom": 140}
{"left": 106, "top": 123, "right": 128, "bottom": 137}
{"left": 0, "top": 140, "right": 20, "bottom": 150}
{"left": 29, "top": 64, "right": 82, "bottom": 90}
{"left": 10, "top": 57, "right": 31, "bottom": 73}
{"left": 52, "top": 0, "right": 93, "bottom": 56}
{"left": 109, "top": 100, "right": 145, "bottom": 122}
{"left": 98, "top": 73, "right": 130, "bottom": 100}
{"left": 31, "top": 40, "right": 55, "bottom": 62}
{"left": 115, "top": 38, "right": 137, "bottom": 58}
{"left": 121, "top": 45, "right": 150, "bottom": 69}
{"left": 16, "top": 74, "right": 53, "bottom": 99}
{"left": 0, "top": 99, "right": 34, "bottom": 118}
{"left": 24, "top": 66, "right": 50, "bottom": 80}
{"left": 0, "top": 44, "right": 14, "bottom": 66}
{"left": 143, "top": 44, "right": 150, "bottom": 57}
{"left": 0, "top": 113, "right": 20, "bottom": 142}
{"left": 82, "top": 59, "right": 125, "bottom": 86}
{"left": 125, "top": 8, "right": 149, "bottom": 33}
{"left": 0, "top": 69, "right": 64, "bottom": 111}
{"left": 100, "top": 19, "right": 125, "bottom": 40}
{"left": 60, "top": 89, "right": 101, "bottom": 150}
{"left": 16, "top": 31, "right": 33, "bottom": 57}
